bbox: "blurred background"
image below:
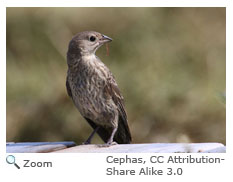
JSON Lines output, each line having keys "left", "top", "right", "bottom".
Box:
{"left": 6, "top": 8, "right": 226, "bottom": 145}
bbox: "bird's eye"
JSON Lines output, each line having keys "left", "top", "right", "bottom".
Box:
{"left": 89, "top": 36, "right": 96, "bottom": 42}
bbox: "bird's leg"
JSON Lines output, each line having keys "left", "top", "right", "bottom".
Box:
{"left": 83, "top": 126, "right": 100, "bottom": 145}
{"left": 106, "top": 127, "right": 118, "bottom": 145}
{"left": 97, "top": 127, "right": 118, "bottom": 148}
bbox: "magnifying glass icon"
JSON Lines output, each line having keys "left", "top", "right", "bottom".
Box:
{"left": 6, "top": 155, "right": 20, "bottom": 169}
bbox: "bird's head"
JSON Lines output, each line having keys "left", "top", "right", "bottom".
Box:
{"left": 68, "top": 31, "right": 112, "bottom": 56}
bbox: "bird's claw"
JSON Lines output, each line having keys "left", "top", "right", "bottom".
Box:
{"left": 97, "top": 141, "right": 118, "bottom": 148}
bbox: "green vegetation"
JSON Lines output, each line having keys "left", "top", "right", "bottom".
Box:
{"left": 6, "top": 8, "right": 226, "bottom": 144}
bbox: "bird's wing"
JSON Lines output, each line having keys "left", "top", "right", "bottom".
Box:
{"left": 104, "top": 75, "right": 132, "bottom": 143}
{"left": 106, "top": 77, "right": 127, "bottom": 120}
{"left": 66, "top": 76, "right": 73, "bottom": 99}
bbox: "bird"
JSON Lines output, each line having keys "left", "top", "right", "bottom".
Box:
{"left": 66, "top": 31, "right": 132, "bottom": 145}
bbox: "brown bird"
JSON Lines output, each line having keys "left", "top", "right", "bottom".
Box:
{"left": 66, "top": 31, "right": 131, "bottom": 145}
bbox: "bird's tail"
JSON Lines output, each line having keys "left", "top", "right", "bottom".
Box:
{"left": 113, "top": 116, "right": 132, "bottom": 144}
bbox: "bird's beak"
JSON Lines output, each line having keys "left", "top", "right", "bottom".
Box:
{"left": 100, "top": 34, "right": 113, "bottom": 43}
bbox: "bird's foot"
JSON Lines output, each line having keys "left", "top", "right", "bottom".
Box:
{"left": 97, "top": 141, "right": 118, "bottom": 148}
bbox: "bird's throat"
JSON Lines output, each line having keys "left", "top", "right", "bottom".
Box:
{"left": 82, "top": 54, "right": 97, "bottom": 61}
